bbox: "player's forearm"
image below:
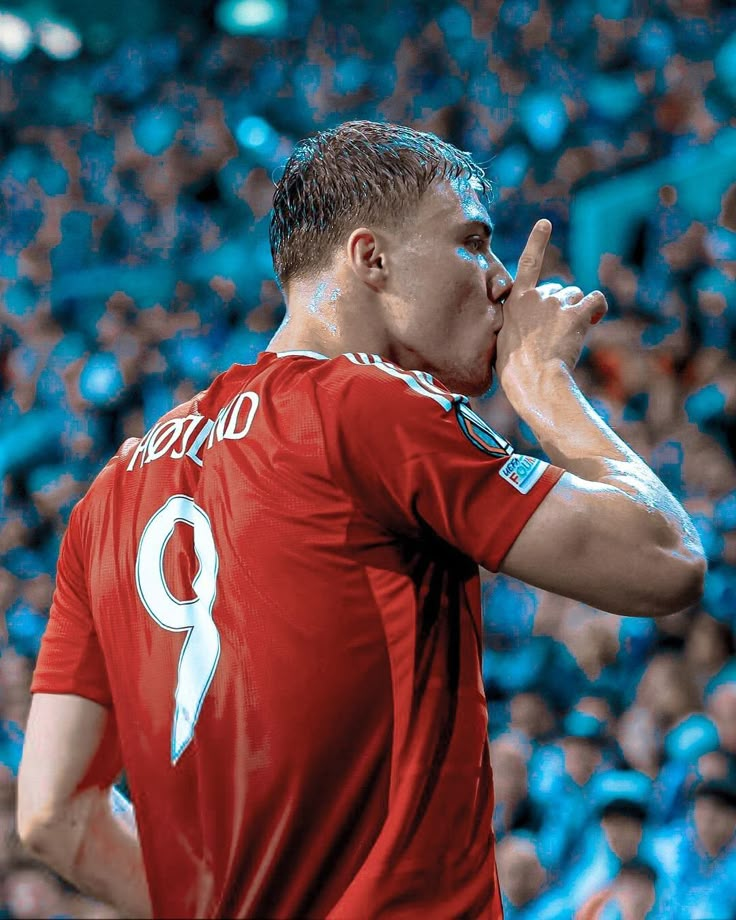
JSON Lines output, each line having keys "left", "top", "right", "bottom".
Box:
{"left": 22, "top": 788, "right": 152, "bottom": 918}
{"left": 503, "top": 362, "right": 704, "bottom": 564}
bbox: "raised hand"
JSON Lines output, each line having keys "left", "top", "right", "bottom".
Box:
{"left": 495, "top": 220, "right": 608, "bottom": 387}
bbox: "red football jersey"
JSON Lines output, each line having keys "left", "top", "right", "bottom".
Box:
{"left": 32, "top": 350, "right": 563, "bottom": 919}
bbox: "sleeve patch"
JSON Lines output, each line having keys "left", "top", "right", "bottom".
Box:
{"left": 499, "top": 454, "right": 548, "bottom": 493}
{"left": 455, "top": 402, "right": 514, "bottom": 458}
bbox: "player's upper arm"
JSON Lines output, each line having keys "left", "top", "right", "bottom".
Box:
{"left": 31, "top": 501, "right": 114, "bottom": 706}
{"left": 499, "top": 471, "right": 704, "bottom": 617}
{"left": 17, "top": 693, "right": 115, "bottom": 847}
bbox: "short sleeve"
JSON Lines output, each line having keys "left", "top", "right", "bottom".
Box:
{"left": 322, "top": 356, "right": 564, "bottom": 571}
{"left": 31, "top": 501, "right": 113, "bottom": 707}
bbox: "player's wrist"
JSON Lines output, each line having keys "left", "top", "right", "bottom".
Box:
{"left": 499, "top": 358, "right": 573, "bottom": 416}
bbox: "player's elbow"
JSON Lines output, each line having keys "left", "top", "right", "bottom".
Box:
{"left": 16, "top": 804, "right": 57, "bottom": 861}
{"left": 625, "top": 523, "right": 706, "bottom": 619}
{"left": 17, "top": 801, "right": 87, "bottom": 883}
{"left": 646, "top": 546, "right": 706, "bottom": 618}
{"left": 16, "top": 781, "right": 70, "bottom": 866}
{"left": 612, "top": 498, "right": 706, "bottom": 618}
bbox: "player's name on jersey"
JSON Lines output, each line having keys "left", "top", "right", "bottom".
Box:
{"left": 126, "top": 392, "right": 259, "bottom": 471}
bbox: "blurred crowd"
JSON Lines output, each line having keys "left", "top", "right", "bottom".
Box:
{"left": 1, "top": 0, "right": 735, "bottom": 916}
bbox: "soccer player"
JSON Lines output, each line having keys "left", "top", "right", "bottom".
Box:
{"left": 17, "top": 122, "right": 705, "bottom": 918}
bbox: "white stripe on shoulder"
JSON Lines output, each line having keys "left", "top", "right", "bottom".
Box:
{"left": 413, "top": 370, "right": 458, "bottom": 399}
{"left": 275, "top": 350, "right": 330, "bottom": 360}
{"left": 362, "top": 357, "right": 455, "bottom": 411}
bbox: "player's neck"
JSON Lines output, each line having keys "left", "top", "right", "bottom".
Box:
{"left": 267, "top": 286, "right": 390, "bottom": 360}
{"left": 267, "top": 325, "right": 388, "bottom": 361}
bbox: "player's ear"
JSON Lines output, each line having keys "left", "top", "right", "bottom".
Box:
{"left": 346, "top": 227, "right": 388, "bottom": 290}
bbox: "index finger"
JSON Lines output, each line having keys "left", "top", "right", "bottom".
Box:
{"left": 513, "top": 220, "right": 552, "bottom": 292}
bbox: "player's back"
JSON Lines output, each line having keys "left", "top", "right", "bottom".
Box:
{"left": 44, "top": 349, "right": 517, "bottom": 918}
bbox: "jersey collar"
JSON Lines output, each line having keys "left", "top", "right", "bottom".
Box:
{"left": 274, "top": 350, "right": 330, "bottom": 360}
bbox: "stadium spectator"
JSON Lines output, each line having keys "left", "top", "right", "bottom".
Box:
{"left": 577, "top": 859, "right": 658, "bottom": 920}
{"left": 652, "top": 776, "right": 736, "bottom": 919}
{"left": 705, "top": 665, "right": 736, "bottom": 756}
{"left": 496, "top": 833, "right": 547, "bottom": 919}
{"left": 490, "top": 732, "right": 537, "bottom": 838}
{"left": 551, "top": 770, "right": 653, "bottom": 912}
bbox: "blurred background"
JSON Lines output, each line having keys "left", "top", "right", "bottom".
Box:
{"left": 0, "top": 0, "right": 735, "bottom": 917}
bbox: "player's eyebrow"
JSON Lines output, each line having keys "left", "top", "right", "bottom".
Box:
{"left": 461, "top": 219, "right": 494, "bottom": 239}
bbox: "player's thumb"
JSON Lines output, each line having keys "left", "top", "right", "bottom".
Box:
{"left": 581, "top": 290, "right": 608, "bottom": 326}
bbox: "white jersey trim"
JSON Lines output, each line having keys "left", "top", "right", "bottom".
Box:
{"left": 344, "top": 352, "right": 456, "bottom": 412}
{"left": 276, "top": 350, "right": 471, "bottom": 418}
{"left": 275, "top": 350, "right": 330, "bottom": 360}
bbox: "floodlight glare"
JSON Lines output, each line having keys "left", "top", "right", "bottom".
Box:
{"left": 216, "top": 0, "right": 287, "bottom": 36}
{"left": 37, "top": 19, "right": 82, "bottom": 61}
{"left": 236, "top": 115, "right": 278, "bottom": 157}
{"left": 232, "top": 0, "right": 271, "bottom": 27}
{"left": 0, "top": 11, "right": 33, "bottom": 62}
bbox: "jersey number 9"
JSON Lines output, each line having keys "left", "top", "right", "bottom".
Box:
{"left": 135, "top": 495, "right": 221, "bottom": 764}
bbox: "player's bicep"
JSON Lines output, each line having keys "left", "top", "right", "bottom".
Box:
{"left": 18, "top": 693, "right": 110, "bottom": 835}
{"left": 499, "top": 472, "right": 683, "bottom": 617}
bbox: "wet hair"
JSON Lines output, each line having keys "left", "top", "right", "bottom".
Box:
{"left": 269, "top": 120, "right": 492, "bottom": 289}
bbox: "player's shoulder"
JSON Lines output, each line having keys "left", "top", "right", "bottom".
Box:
{"left": 317, "top": 353, "right": 515, "bottom": 459}
{"left": 81, "top": 392, "right": 207, "bottom": 510}
{"left": 116, "top": 393, "right": 206, "bottom": 468}
{"left": 238, "top": 349, "right": 459, "bottom": 414}
{"left": 316, "top": 351, "right": 464, "bottom": 415}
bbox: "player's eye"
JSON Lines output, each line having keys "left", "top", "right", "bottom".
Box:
{"left": 466, "top": 236, "right": 487, "bottom": 252}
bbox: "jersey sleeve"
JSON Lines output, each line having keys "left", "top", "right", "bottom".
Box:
{"left": 31, "top": 501, "right": 113, "bottom": 708}
{"left": 322, "top": 356, "right": 564, "bottom": 571}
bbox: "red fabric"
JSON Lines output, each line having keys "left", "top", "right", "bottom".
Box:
{"left": 33, "top": 351, "right": 562, "bottom": 919}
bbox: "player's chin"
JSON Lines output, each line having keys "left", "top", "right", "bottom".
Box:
{"left": 441, "top": 345, "right": 494, "bottom": 396}
{"left": 462, "top": 361, "right": 494, "bottom": 397}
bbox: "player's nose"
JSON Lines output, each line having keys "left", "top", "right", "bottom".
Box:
{"left": 488, "top": 266, "right": 513, "bottom": 305}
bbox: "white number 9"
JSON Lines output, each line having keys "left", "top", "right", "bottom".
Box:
{"left": 135, "top": 495, "right": 221, "bottom": 764}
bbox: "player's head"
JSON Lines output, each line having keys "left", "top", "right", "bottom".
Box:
{"left": 269, "top": 121, "right": 513, "bottom": 396}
